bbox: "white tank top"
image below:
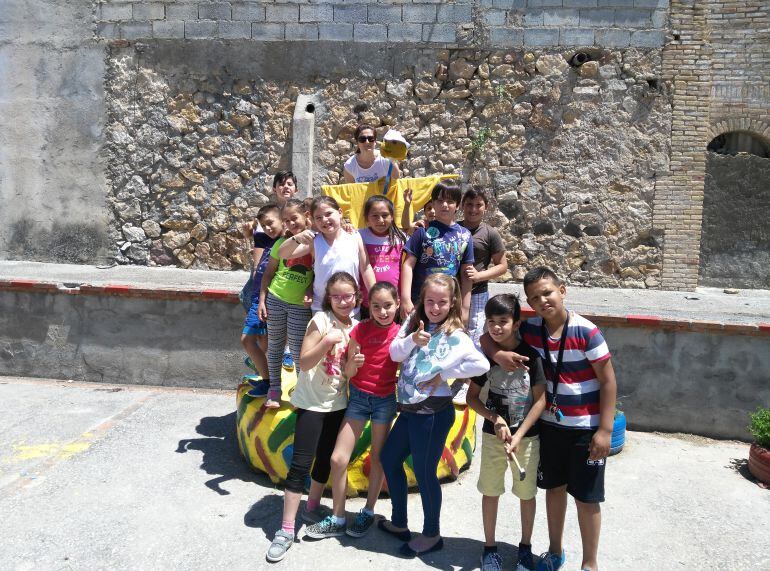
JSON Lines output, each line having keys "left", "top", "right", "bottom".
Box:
{"left": 343, "top": 154, "right": 392, "bottom": 183}
{"left": 312, "top": 231, "right": 361, "bottom": 312}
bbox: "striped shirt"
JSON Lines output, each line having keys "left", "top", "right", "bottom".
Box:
{"left": 519, "top": 311, "right": 610, "bottom": 430}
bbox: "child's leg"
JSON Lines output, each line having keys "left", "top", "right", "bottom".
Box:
{"left": 308, "top": 408, "right": 346, "bottom": 500}
{"left": 520, "top": 497, "right": 536, "bottom": 545}
{"left": 380, "top": 413, "right": 412, "bottom": 531}
{"left": 265, "top": 293, "right": 288, "bottom": 395}
{"left": 481, "top": 495, "right": 500, "bottom": 546}
{"left": 407, "top": 405, "right": 455, "bottom": 548}
{"left": 329, "top": 417, "right": 366, "bottom": 517}
{"left": 364, "top": 421, "right": 391, "bottom": 511}
{"left": 282, "top": 409, "right": 326, "bottom": 529}
{"left": 575, "top": 500, "right": 601, "bottom": 571}
{"left": 545, "top": 486, "right": 568, "bottom": 555}
{"left": 240, "top": 333, "right": 269, "bottom": 379}
{"left": 286, "top": 303, "right": 312, "bottom": 374}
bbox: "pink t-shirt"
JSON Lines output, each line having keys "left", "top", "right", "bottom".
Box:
{"left": 359, "top": 227, "right": 403, "bottom": 308}
{"left": 349, "top": 320, "right": 400, "bottom": 397}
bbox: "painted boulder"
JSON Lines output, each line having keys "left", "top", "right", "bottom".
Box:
{"left": 236, "top": 375, "right": 476, "bottom": 495}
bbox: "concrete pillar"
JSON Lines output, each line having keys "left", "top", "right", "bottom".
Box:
{"left": 292, "top": 94, "right": 317, "bottom": 198}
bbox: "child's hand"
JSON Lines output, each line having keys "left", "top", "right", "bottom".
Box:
{"left": 342, "top": 219, "right": 355, "bottom": 234}
{"left": 294, "top": 229, "right": 315, "bottom": 245}
{"left": 240, "top": 220, "right": 256, "bottom": 240}
{"left": 325, "top": 325, "right": 345, "bottom": 348}
{"left": 400, "top": 299, "right": 415, "bottom": 321}
{"left": 464, "top": 265, "right": 479, "bottom": 283}
{"left": 412, "top": 220, "right": 426, "bottom": 232}
{"left": 589, "top": 428, "right": 611, "bottom": 461}
{"left": 417, "top": 373, "right": 442, "bottom": 396}
{"left": 494, "top": 350, "right": 530, "bottom": 372}
{"left": 412, "top": 320, "right": 431, "bottom": 347}
{"left": 505, "top": 433, "right": 523, "bottom": 456}
{"left": 493, "top": 418, "right": 512, "bottom": 443}
{"left": 303, "top": 292, "right": 313, "bottom": 307}
{"left": 349, "top": 347, "right": 365, "bottom": 374}
{"left": 258, "top": 301, "right": 268, "bottom": 322}
{"left": 403, "top": 188, "right": 413, "bottom": 205}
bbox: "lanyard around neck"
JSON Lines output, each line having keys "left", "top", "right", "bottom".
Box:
{"left": 540, "top": 313, "right": 570, "bottom": 408}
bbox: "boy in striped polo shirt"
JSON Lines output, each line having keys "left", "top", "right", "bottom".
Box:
{"left": 484, "top": 266, "right": 617, "bottom": 571}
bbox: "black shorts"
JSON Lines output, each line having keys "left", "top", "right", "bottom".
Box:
{"left": 537, "top": 423, "right": 605, "bottom": 503}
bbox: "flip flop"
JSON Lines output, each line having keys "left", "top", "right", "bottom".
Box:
{"left": 377, "top": 519, "right": 412, "bottom": 542}
{"left": 399, "top": 537, "right": 444, "bottom": 558}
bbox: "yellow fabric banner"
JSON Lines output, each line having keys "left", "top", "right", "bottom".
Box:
{"left": 321, "top": 174, "right": 460, "bottom": 229}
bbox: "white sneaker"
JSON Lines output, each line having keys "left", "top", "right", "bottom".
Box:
{"left": 451, "top": 381, "right": 469, "bottom": 406}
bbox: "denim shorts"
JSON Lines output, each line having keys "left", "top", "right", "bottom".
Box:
{"left": 345, "top": 385, "right": 397, "bottom": 425}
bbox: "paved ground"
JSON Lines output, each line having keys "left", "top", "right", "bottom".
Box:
{"left": 1, "top": 376, "right": 767, "bottom": 570}
{"left": 2, "top": 260, "right": 770, "bottom": 325}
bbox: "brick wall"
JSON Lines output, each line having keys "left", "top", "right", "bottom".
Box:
{"left": 96, "top": 0, "right": 669, "bottom": 47}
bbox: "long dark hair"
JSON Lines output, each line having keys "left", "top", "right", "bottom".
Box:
{"left": 363, "top": 195, "right": 406, "bottom": 249}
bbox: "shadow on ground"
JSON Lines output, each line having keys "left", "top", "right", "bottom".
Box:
{"left": 176, "top": 411, "right": 275, "bottom": 495}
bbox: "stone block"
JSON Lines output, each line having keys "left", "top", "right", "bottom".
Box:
{"left": 524, "top": 10, "right": 544, "bottom": 26}
{"left": 133, "top": 3, "right": 165, "bottom": 21}
{"left": 353, "top": 23, "right": 387, "bottom": 42}
{"left": 386, "top": 23, "right": 421, "bottom": 42}
{"left": 634, "top": 0, "right": 668, "bottom": 7}
{"left": 403, "top": 4, "right": 437, "bottom": 23}
{"left": 543, "top": 9, "right": 580, "bottom": 26}
{"left": 560, "top": 27, "right": 595, "bottom": 45}
{"left": 232, "top": 3, "right": 265, "bottom": 21}
{"left": 300, "top": 4, "right": 333, "bottom": 23}
{"left": 318, "top": 22, "right": 353, "bottom": 40}
{"left": 436, "top": 4, "right": 473, "bottom": 23}
{"left": 484, "top": 0, "right": 525, "bottom": 7}
{"left": 651, "top": 9, "right": 667, "bottom": 27}
{"left": 580, "top": 8, "right": 614, "bottom": 26}
{"left": 97, "top": 22, "right": 119, "bottom": 38}
{"left": 482, "top": 10, "right": 507, "bottom": 26}
{"left": 630, "top": 29, "right": 664, "bottom": 47}
{"left": 152, "top": 20, "right": 185, "bottom": 38}
{"left": 334, "top": 4, "right": 367, "bottom": 23}
{"left": 199, "top": 3, "right": 231, "bottom": 20}
{"left": 121, "top": 21, "right": 152, "bottom": 39}
{"left": 422, "top": 23, "right": 457, "bottom": 43}
{"left": 595, "top": 27, "right": 630, "bottom": 47}
{"left": 598, "top": 0, "right": 633, "bottom": 6}
{"left": 251, "top": 22, "right": 284, "bottom": 40}
{"left": 265, "top": 4, "right": 298, "bottom": 22}
{"left": 527, "top": 0, "right": 562, "bottom": 6}
{"left": 524, "top": 28, "right": 559, "bottom": 46}
{"left": 100, "top": 3, "right": 133, "bottom": 21}
{"left": 368, "top": 5, "right": 402, "bottom": 24}
{"left": 489, "top": 26, "right": 524, "bottom": 47}
{"left": 219, "top": 20, "right": 251, "bottom": 38}
{"left": 166, "top": 4, "right": 198, "bottom": 20}
{"left": 564, "top": 0, "right": 598, "bottom": 7}
{"left": 615, "top": 8, "right": 651, "bottom": 27}
{"left": 285, "top": 23, "right": 319, "bottom": 40}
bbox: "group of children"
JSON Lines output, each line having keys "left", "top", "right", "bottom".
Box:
{"left": 239, "top": 168, "right": 617, "bottom": 571}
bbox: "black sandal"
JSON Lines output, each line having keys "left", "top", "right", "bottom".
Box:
{"left": 377, "top": 519, "right": 412, "bottom": 542}
{"left": 399, "top": 537, "right": 444, "bottom": 558}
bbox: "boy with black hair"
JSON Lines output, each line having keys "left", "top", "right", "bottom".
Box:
{"left": 468, "top": 293, "right": 546, "bottom": 571}
{"left": 483, "top": 267, "right": 617, "bottom": 571}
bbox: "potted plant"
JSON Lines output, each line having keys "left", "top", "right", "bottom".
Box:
{"left": 609, "top": 401, "right": 626, "bottom": 456}
{"left": 748, "top": 406, "right": 770, "bottom": 485}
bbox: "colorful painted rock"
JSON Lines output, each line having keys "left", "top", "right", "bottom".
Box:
{"left": 236, "top": 374, "right": 476, "bottom": 495}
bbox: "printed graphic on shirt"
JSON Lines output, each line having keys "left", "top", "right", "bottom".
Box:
{"left": 397, "top": 332, "right": 461, "bottom": 404}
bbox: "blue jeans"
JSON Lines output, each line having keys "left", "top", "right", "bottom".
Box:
{"left": 345, "top": 385, "right": 397, "bottom": 425}
{"left": 381, "top": 405, "right": 455, "bottom": 537}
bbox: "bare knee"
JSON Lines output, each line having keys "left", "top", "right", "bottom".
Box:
{"left": 330, "top": 451, "right": 350, "bottom": 473}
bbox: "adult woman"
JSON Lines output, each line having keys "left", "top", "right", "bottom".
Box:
{"left": 343, "top": 124, "right": 401, "bottom": 184}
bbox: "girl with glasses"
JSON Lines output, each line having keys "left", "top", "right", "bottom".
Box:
{"left": 343, "top": 123, "right": 401, "bottom": 184}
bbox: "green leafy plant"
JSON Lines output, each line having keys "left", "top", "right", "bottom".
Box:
{"left": 748, "top": 407, "right": 770, "bottom": 448}
{"left": 471, "top": 127, "right": 491, "bottom": 154}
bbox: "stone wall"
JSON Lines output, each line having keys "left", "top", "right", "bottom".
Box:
{"left": 105, "top": 42, "right": 668, "bottom": 286}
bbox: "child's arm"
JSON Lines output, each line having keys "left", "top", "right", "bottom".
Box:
{"left": 343, "top": 169, "right": 355, "bottom": 184}
{"left": 507, "top": 384, "right": 547, "bottom": 455}
{"left": 479, "top": 332, "right": 530, "bottom": 372}
{"left": 344, "top": 337, "right": 365, "bottom": 380}
{"left": 459, "top": 264, "right": 473, "bottom": 324}
{"left": 389, "top": 320, "right": 430, "bottom": 362}
{"left": 467, "top": 380, "right": 512, "bottom": 444}
{"left": 277, "top": 230, "right": 314, "bottom": 259}
{"left": 303, "top": 286, "right": 313, "bottom": 308}
{"left": 357, "top": 235, "right": 377, "bottom": 291}
{"left": 400, "top": 254, "right": 417, "bottom": 320}
{"left": 401, "top": 188, "right": 413, "bottom": 232}
{"left": 439, "top": 333, "right": 490, "bottom": 380}
{"left": 258, "top": 257, "right": 279, "bottom": 321}
{"left": 588, "top": 357, "right": 618, "bottom": 460}
{"left": 465, "top": 251, "right": 507, "bottom": 283}
{"left": 251, "top": 247, "right": 264, "bottom": 269}
{"left": 300, "top": 319, "right": 344, "bottom": 371}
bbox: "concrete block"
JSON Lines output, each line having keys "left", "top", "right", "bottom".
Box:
{"left": 635, "top": 0, "right": 668, "bottom": 7}
{"left": 353, "top": 23, "right": 387, "bottom": 42}
{"left": 251, "top": 22, "right": 285, "bottom": 40}
{"left": 651, "top": 9, "right": 667, "bottom": 28}
{"left": 489, "top": 26, "right": 524, "bottom": 47}
{"left": 199, "top": 3, "right": 232, "bottom": 20}
{"left": 121, "top": 21, "right": 152, "bottom": 39}
{"left": 300, "top": 4, "right": 333, "bottom": 23}
{"left": 265, "top": 4, "right": 299, "bottom": 22}
{"left": 543, "top": 9, "right": 580, "bottom": 26}
{"left": 232, "top": 3, "right": 265, "bottom": 21}
{"left": 132, "top": 3, "right": 165, "bottom": 21}
{"left": 527, "top": 0, "right": 562, "bottom": 7}
{"left": 598, "top": 0, "right": 633, "bottom": 6}
{"left": 97, "top": 22, "right": 119, "bottom": 39}
{"left": 492, "top": 0, "right": 526, "bottom": 7}
{"left": 152, "top": 20, "right": 185, "bottom": 39}
{"left": 100, "top": 3, "right": 133, "bottom": 21}
{"left": 285, "top": 23, "right": 319, "bottom": 40}
{"left": 185, "top": 19, "right": 217, "bottom": 38}
{"left": 334, "top": 4, "right": 367, "bottom": 23}
{"left": 482, "top": 10, "right": 507, "bottom": 26}
{"left": 318, "top": 22, "right": 353, "bottom": 40}
{"left": 564, "top": 0, "right": 597, "bottom": 7}
{"left": 387, "top": 23, "right": 422, "bottom": 42}
{"left": 560, "top": 27, "right": 595, "bottom": 45}
{"left": 595, "top": 27, "right": 630, "bottom": 47}
{"left": 368, "top": 5, "right": 402, "bottom": 24}
{"left": 166, "top": 4, "right": 198, "bottom": 20}
{"left": 422, "top": 23, "right": 457, "bottom": 43}
{"left": 436, "top": 4, "right": 473, "bottom": 23}
{"left": 524, "top": 27, "right": 559, "bottom": 46}
{"left": 403, "top": 4, "right": 437, "bottom": 23}
{"left": 219, "top": 20, "right": 251, "bottom": 38}
{"left": 523, "top": 10, "right": 544, "bottom": 26}
{"left": 630, "top": 29, "right": 664, "bottom": 47}
{"left": 615, "top": 8, "right": 651, "bottom": 27}
{"left": 580, "top": 8, "right": 614, "bottom": 26}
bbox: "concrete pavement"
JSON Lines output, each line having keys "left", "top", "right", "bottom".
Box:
{"left": 1, "top": 376, "right": 768, "bottom": 570}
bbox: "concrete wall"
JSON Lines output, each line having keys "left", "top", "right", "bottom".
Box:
{"left": 0, "top": 1, "right": 111, "bottom": 264}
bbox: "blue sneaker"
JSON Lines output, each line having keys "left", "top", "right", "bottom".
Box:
{"left": 536, "top": 550, "right": 565, "bottom": 571}
{"left": 516, "top": 543, "right": 536, "bottom": 571}
{"left": 481, "top": 550, "right": 503, "bottom": 571}
{"left": 244, "top": 375, "right": 269, "bottom": 398}
{"left": 282, "top": 349, "right": 295, "bottom": 372}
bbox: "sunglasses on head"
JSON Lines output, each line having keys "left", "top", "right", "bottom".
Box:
{"left": 357, "top": 135, "right": 376, "bottom": 143}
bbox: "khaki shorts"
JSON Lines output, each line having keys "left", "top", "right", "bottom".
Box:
{"left": 477, "top": 432, "right": 540, "bottom": 499}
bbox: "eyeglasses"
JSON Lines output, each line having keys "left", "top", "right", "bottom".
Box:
{"left": 329, "top": 293, "right": 356, "bottom": 303}
{"left": 357, "top": 136, "right": 376, "bottom": 143}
